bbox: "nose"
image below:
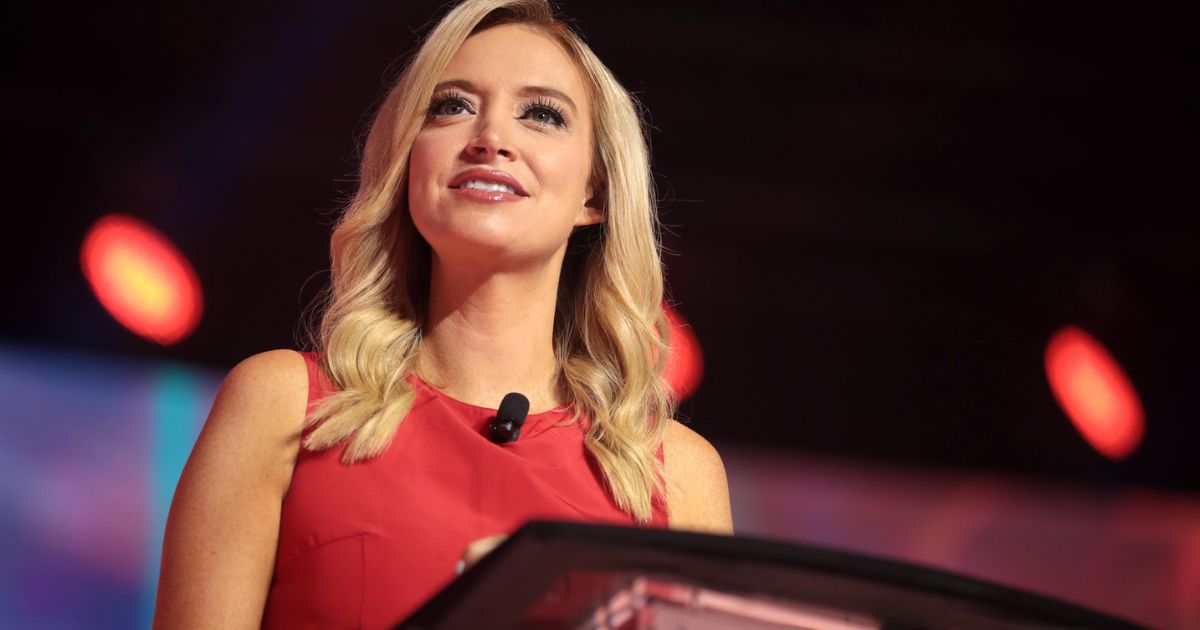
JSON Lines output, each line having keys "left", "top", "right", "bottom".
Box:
{"left": 465, "top": 112, "right": 516, "bottom": 161}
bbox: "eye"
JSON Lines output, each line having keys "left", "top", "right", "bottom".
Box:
{"left": 428, "top": 91, "right": 474, "bottom": 118}
{"left": 520, "top": 99, "right": 567, "bottom": 128}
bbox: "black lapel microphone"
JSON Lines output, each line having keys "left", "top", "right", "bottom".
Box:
{"left": 488, "top": 393, "right": 530, "bottom": 444}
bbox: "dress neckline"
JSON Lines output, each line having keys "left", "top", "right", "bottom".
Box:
{"left": 404, "top": 372, "right": 577, "bottom": 422}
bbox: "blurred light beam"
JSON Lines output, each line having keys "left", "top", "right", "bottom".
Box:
{"left": 663, "top": 304, "right": 704, "bottom": 401}
{"left": 1045, "top": 326, "right": 1144, "bottom": 460}
{"left": 81, "top": 214, "right": 203, "bottom": 345}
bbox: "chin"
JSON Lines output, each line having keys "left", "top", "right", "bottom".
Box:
{"left": 426, "top": 213, "right": 515, "bottom": 247}
{"left": 412, "top": 203, "right": 565, "bottom": 268}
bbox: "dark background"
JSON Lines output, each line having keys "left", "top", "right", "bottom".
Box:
{"left": 4, "top": 2, "right": 1197, "bottom": 490}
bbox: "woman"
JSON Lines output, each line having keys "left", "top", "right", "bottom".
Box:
{"left": 154, "top": 0, "right": 732, "bottom": 627}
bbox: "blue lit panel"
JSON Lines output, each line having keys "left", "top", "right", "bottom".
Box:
{"left": 0, "top": 344, "right": 219, "bottom": 630}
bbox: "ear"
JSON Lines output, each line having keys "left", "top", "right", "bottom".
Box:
{"left": 575, "top": 184, "right": 606, "bottom": 227}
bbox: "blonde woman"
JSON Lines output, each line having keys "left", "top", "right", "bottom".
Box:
{"left": 154, "top": 0, "right": 732, "bottom": 627}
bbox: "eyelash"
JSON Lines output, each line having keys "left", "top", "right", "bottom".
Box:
{"left": 524, "top": 98, "right": 567, "bottom": 128}
{"left": 427, "top": 91, "right": 568, "bottom": 128}
{"left": 427, "top": 90, "right": 473, "bottom": 118}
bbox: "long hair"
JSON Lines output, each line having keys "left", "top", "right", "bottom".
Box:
{"left": 302, "top": 0, "right": 674, "bottom": 523}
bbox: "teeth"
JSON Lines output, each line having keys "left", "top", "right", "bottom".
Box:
{"left": 461, "top": 180, "right": 517, "bottom": 194}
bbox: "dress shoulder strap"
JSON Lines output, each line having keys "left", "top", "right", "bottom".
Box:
{"left": 298, "top": 351, "right": 336, "bottom": 414}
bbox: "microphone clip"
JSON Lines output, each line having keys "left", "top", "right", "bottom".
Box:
{"left": 487, "top": 417, "right": 523, "bottom": 443}
{"left": 488, "top": 392, "right": 530, "bottom": 444}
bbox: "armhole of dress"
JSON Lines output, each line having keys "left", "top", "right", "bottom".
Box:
{"left": 653, "top": 440, "right": 670, "bottom": 527}
{"left": 298, "top": 351, "right": 321, "bottom": 437}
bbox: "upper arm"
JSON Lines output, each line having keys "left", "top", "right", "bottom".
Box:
{"left": 663, "top": 419, "right": 734, "bottom": 535}
{"left": 154, "top": 349, "right": 309, "bottom": 629}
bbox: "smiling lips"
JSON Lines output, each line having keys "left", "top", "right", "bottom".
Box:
{"left": 448, "top": 168, "right": 529, "bottom": 202}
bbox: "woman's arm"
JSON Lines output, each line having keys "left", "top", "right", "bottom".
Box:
{"left": 663, "top": 420, "right": 734, "bottom": 534}
{"left": 153, "top": 349, "right": 309, "bottom": 629}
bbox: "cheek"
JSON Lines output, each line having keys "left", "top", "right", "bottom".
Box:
{"left": 407, "top": 133, "right": 451, "bottom": 205}
{"left": 536, "top": 142, "right": 593, "bottom": 202}
{"left": 407, "top": 141, "right": 439, "bottom": 242}
{"left": 407, "top": 137, "right": 434, "bottom": 194}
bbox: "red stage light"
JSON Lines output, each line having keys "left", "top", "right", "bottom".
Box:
{"left": 662, "top": 304, "right": 704, "bottom": 401}
{"left": 80, "top": 214, "right": 203, "bottom": 345}
{"left": 1044, "top": 326, "right": 1144, "bottom": 460}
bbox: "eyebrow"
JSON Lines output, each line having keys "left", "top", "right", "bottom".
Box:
{"left": 432, "top": 79, "right": 579, "bottom": 115}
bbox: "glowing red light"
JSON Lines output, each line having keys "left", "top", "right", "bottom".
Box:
{"left": 80, "top": 214, "right": 203, "bottom": 345}
{"left": 662, "top": 304, "right": 704, "bottom": 400}
{"left": 1044, "top": 326, "right": 1144, "bottom": 460}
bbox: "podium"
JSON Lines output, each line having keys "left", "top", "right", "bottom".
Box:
{"left": 396, "top": 520, "right": 1144, "bottom": 630}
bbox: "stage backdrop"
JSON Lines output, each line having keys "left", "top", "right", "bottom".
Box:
{"left": 1, "top": 343, "right": 1194, "bottom": 629}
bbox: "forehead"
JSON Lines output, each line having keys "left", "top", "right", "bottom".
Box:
{"left": 442, "top": 23, "right": 589, "bottom": 109}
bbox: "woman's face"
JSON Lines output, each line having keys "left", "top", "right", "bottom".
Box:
{"left": 408, "top": 23, "right": 601, "bottom": 269}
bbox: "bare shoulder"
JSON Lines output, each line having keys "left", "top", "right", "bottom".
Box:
{"left": 219, "top": 348, "right": 310, "bottom": 420}
{"left": 663, "top": 420, "right": 724, "bottom": 473}
{"left": 662, "top": 419, "right": 734, "bottom": 534}
{"left": 175, "top": 348, "right": 314, "bottom": 511}
{"left": 184, "top": 343, "right": 312, "bottom": 487}
{"left": 188, "top": 349, "right": 311, "bottom": 495}
{"left": 154, "top": 349, "right": 310, "bottom": 628}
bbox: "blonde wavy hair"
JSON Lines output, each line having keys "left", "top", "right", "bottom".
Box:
{"left": 302, "top": 0, "right": 674, "bottom": 522}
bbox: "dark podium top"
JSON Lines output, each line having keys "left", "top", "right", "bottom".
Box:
{"left": 396, "top": 520, "right": 1145, "bottom": 630}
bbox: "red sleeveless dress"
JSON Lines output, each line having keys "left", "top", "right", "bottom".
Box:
{"left": 261, "top": 352, "right": 668, "bottom": 629}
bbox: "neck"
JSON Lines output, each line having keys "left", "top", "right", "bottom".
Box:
{"left": 417, "top": 251, "right": 566, "bottom": 413}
